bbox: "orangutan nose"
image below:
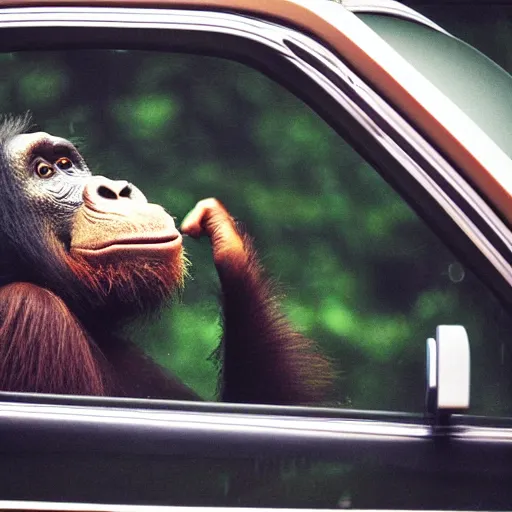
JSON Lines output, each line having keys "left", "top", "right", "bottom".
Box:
{"left": 84, "top": 176, "right": 148, "bottom": 205}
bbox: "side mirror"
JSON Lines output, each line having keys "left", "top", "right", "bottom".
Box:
{"left": 426, "top": 325, "right": 470, "bottom": 421}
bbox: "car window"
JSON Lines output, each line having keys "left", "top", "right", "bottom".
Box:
{"left": 0, "top": 49, "right": 511, "bottom": 415}
{"left": 407, "top": 3, "right": 512, "bottom": 75}
{"left": 357, "top": 13, "right": 512, "bottom": 161}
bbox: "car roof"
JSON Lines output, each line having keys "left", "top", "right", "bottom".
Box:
{"left": 2, "top": 0, "right": 512, "bottom": 222}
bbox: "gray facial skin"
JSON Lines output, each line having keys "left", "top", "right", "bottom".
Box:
{"left": 7, "top": 132, "right": 91, "bottom": 229}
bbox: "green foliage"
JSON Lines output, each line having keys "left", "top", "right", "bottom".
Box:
{"left": 114, "top": 95, "right": 179, "bottom": 139}
{"left": 19, "top": 67, "right": 68, "bottom": 107}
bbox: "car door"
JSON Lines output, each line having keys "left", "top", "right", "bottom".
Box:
{"left": 0, "top": 1, "right": 512, "bottom": 510}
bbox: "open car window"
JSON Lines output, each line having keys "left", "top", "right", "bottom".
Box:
{"left": 0, "top": 48, "right": 511, "bottom": 415}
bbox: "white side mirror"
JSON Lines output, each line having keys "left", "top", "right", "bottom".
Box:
{"left": 426, "top": 325, "right": 470, "bottom": 416}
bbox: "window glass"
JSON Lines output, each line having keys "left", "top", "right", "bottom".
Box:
{"left": 0, "top": 50, "right": 511, "bottom": 414}
{"left": 409, "top": 4, "right": 512, "bottom": 77}
{"left": 358, "top": 13, "right": 512, "bottom": 161}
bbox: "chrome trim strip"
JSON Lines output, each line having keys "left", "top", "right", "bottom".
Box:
{"left": 0, "top": 6, "right": 510, "bottom": 285}
{"left": 0, "top": 401, "right": 431, "bottom": 438}
{"left": 0, "top": 390, "right": 426, "bottom": 419}
{"left": 3, "top": 399, "right": 512, "bottom": 443}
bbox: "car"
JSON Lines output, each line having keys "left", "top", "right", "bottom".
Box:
{"left": 0, "top": 0, "right": 511, "bottom": 510}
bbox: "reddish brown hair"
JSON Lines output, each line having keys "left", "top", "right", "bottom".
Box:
{"left": 0, "top": 283, "right": 106, "bottom": 394}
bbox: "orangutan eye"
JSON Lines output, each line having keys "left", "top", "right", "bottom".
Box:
{"left": 36, "top": 162, "right": 55, "bottom": 179}
{"left": 55, "top": 157, "right": 72, "bottom": 170}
